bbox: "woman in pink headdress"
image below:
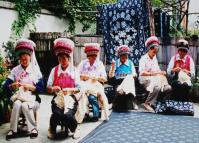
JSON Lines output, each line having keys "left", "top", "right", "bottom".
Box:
{"left": 47, "top": 38, "right": 80, "bottom": 139}
{"left": 108, "top": 45, "right": 137, "bottom": 111}
{"left": 76, "top": 43, "right": 109, "bottom": 122}
{"left": 167, "top": 39, "right": 195, "bottom": 101}
{"left": 138, "top": 36, "right": 172, "bottom": 112}
{"left": 4, "top": 39, "right": 43, "bottom": 140}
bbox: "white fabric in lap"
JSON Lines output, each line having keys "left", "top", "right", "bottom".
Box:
{"left": 146, "top": 75, "right": 169, "bottom": 93}
{"left": 178, "top": 71, "right": 192, "bottom": 86}
{"left": 117, "top": 74, "right": 136, "bottom": 96}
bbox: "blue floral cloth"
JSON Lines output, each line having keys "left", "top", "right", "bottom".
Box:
{"left": 97, "top": 0, "right": 150, "bottom": 65}
{"left": 155, "top": 100, "right": 194, "bottom": 116}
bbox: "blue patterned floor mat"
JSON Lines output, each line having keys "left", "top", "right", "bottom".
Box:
{"left": 80, "top": 112, "right": 199, "bottom": 143}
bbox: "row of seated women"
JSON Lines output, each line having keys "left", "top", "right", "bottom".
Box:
{"left": 109, "top": 36, "right": 195, "bottom": 113}
{"left": 3, "top": 36, "right": 195, "bottom": 140}
{"left": 3, "top": 38, "right": 109, "bottom": 140}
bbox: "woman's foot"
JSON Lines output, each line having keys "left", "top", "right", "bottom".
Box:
{"left": 92, "top": 117, "right": 99, "bottom": 122}
{"left": 72, "top": 126, "right": 80, "bottom": 139}
{"left": 117, "top": 89, "right": 124, "bottom": 95}
{"left": 144, "top": 103, "right": 154, "bottom": 112}
{"left": 30, "top": 128, "right": 38, "bottom": 139}
{"left": 6, "top": 130, "right": 16, "bottom": 140}
{"left": 133, "top": 102, "right": 139, "bottom": 110}
{"left": 101, "top": 110, "right": 109, "bottom": 121}
{"left": 48, "top": 128, "right": 55, "bottom": 139}
{"left": 64, "top": 127, "right": 69, "bottom": 137}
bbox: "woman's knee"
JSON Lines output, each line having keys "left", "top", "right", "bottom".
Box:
{"left": 64, "top": 112, "right": 74, "bottom": 121}
{"left": 172, "top": 81, "right": 181, "bottom": 88}
{"left": 21, "top": 102, "right": 29, "bottom": 111}
{"left": 51, "top": 107, "right": 63, "bottom": 119}
{"left": 182, "top": 83, "right": 191, "bottom": 89}
{"left": 88, "top": 95, "right": 97, "bottom": 101}
{"left": 13, "top": 100, "right": 22, "bottom": 109}
{"left": 153, "top": 86, "right": 161, "bottom": 91}
{"left": 33, "top": 102, "right": 40, "bottom": 112}
{"left": 163, "top": 85, "right": 172, "bottom": 92}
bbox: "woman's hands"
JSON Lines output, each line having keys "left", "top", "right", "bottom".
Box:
{"left": 62, "top": 88, "right": 80, "bottom": 95}
{"left": 10, "top": 82, "right": 20, "bottom": 90}
{"left": 109, "top": 61, "right": 115, "bottom": 78}
{"left": 81, "top": 74, "right": 106, "bottom": 83}
{"left": 172, "top": 67, "right": 190, "bottom": 76}
{"left": 10, "top": 82, "right": 36, "bottom": 91}
{"left": 48, "top": 86, "right": 80, "bottom": 95}
{"left": 48, "top": 86, "right": 61, "bottom": 93}
{"left": 21, "top": 84, "right": 36, "bottom": 91}
{"left": 172, "top": 67, "right": 181, "bottom": 73}
{"left": 80, "top": 75, "right": 89, "bottom": 81}
{"left": 156, "top": 71, "right": 166, "bottom": 76}
{"left": 142, "top": 71, "right": 166, "bottom": 76}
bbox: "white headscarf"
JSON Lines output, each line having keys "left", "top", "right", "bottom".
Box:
{"left": 16, "top": 39, "right": 42, "bottom": 81}
{"left": 31, "top": 51, "right": 42, "bottom": 80}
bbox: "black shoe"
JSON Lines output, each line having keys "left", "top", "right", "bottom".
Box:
{"left": 6, "top": 130, "right": 16, "bottom": 140}
{"left": 92, "top": 117, "right": 99, "bottom": 122}
{"left": 64, "top": 127, "right": 69, "bottom": 137}
{"left": 48, "top": 128, "right": 56, "bottom": 139}
{"left": 30, "top": 128, "right": 38, "bottom": 139}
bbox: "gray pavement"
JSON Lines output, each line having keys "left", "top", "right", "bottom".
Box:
{"left": 0, "top": 95, "right": 103, "bottom": 143}
{"left": 0, "top": 95, "right": 199, "bottom": 143}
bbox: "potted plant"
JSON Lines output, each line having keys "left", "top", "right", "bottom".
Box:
{"left": 0, "top": 54, "right": 11, "bottom": 124}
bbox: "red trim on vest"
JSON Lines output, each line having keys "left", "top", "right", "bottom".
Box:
{"left": 53, "top": 65, "right": 75, "bottom": 88}
{"left": 174, "top": 55, "right": 190, "bottom": 71}
{"left": 53, "top": 65, "right": 59, "bottom": 86}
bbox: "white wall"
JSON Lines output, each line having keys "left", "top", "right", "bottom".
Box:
{"left": 0, "top": 8, "right": 69, "bottom": 43}
{"left": 0, "top": 3, "right": 94, "bottom": 57}
{"left": 188, "top": 0, "right": 199, "bottom": 30}
{"left": 0, "top": 8, "right": 17, "bottom": 54}
{"left": 0, "top": 8, "right": 71, "bottom": 57}
{"left": 35, "top": 14, "right": 69, "bottom": 33}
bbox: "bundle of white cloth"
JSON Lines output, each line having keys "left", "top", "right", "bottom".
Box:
{"left": 178, "top": 70, "right": 192, "bottom": 86}
{"left": 80, "top": 79, "right": 104, "bottom": 97}
{"left": 75, "top": 79, "right": 109, "bottom": 123}
{"left": 11, "top": 86, "right": 36, "bottom": 108}
{"left": 116, "top": 74, "right": 136, "bottom": 96}
{"left": 54, "top": 90, "right": 76, "bottom": 114}
{"left": 146, "top": 75, "right": 169, "bottom": 93}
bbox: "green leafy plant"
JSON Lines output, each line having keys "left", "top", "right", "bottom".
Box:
{"left": 12, "top": 0, "right": 40, "bottom": 37}
{"left": 0, "top": 56, "right": 9, "bottom": 93}
{"left": 151, "top": 0, "right": 163, "bottom": 7}
{"left": 2, "top": 41, "right": 17, "bottom": 67}
{"left": 11, "top": 0, "right": 116, "bottom": 35}
{"left": 65, "top": 0, "right": 117, "bottom": 33}
{"left": 40, "top": 0, "right": 116, "bottom": 33}
{"left": 0, "top": 54, "right": 11, "bottom": 124}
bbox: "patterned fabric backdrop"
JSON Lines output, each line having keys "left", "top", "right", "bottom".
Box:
{"left": 97, "top": 0, "right": 150, "bottom": 65}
